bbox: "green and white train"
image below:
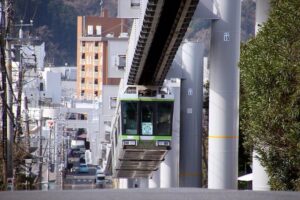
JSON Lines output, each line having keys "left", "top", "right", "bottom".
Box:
{"left": 110, "top": 85, "right": 174, "bottom": 178}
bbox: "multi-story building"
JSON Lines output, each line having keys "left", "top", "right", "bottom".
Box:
{"left": 76, "top": 10, "right": 128, "bottom": 100}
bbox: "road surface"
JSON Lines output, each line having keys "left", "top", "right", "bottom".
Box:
{"left": 1, "top": 188, "right": 299, "bottom": 200}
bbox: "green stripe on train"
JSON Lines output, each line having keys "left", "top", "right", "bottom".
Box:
{"left": 152, "top": 136, "right": 172, "bottom": 140}
{"left": 119, "top": 98, "right": 174, "bottom": 102}
{"left": 120, "top": 135, "right": 171, "bottom": 140}
{"left": 119, "top": 135, "right": 140, "bottom": 140}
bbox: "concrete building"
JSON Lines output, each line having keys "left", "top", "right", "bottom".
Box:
{"left": 76, "top": 10, "right": 128, "bottom": 100}
{"left": 76, "top": 11, "right": 129, "bottom": 168}
{"left": 44, "top": 65, "right": 77, "bottom": 100}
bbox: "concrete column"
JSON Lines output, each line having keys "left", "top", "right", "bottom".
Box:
{"left": 119, "top": 178, "right": 128, "bottom": 189}
{"left": 160, "top": 83, "right": 180, "bottom": 188}
{"left": 252, "top": 0, "right": 270, "bottom": 191}
{"left": 255, "top": 0, "right": 270, "bottom": 34}
{"left": 208, "top": 0, "right": 241, "bottom": 189}
{"left": 252, "top": 152, "right": 270, "bottom": 190}
{"left": 127, "top": 178, "right": 135, "bottom": 188}
{"left": 160, "top": 153, "right": 173, "bottom": 188}
{"left": 149, "top": 169, "right": 160, "bottom": 188}
{"left": 179, "top": 42, "right": 204, "bottom": 187}
{"left": 138, "top": 178, "right": 149, "bottom": 188}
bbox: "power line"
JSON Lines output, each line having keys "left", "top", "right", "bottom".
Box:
{"left": 22, "top": 0, "right": 28, "bottom": 21}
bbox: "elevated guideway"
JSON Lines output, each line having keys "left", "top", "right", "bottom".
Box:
{"left": 108, "top": 0, "right": 199, "bottom": 179}
{"left": 127, "top": 0, "right": 199, "bottom": 86}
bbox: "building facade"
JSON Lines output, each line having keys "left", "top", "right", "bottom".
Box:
{"left": 76, "top": 11, "right": 128, "bottom": 100}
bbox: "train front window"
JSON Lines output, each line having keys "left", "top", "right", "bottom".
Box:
{"left": 156, "top": 102, "right": 173, "bottom": 136}
{"left": 141, "top": 102, "right": 154, "bottom": 135}
{"left": 122, "top": 102, "right": 138, "bottom": 135}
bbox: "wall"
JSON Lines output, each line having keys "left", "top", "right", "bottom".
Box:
{"left": 44, "top": 71, "right": 61, "bottom": 104}
{"left": 117, "top": 0, "right": 142, "bottom": 18}
{"left": 107, "top": 39, "right": 128, "bottom": 78}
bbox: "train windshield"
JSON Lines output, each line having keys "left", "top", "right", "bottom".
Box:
{"left": 121, "top": 100, "right": 173, "bottom": 136}
{"left": 156, "top": 102, "right": 173, "bottom": 136}
{"left": 141, "top": 102, "right": 155, "bottom": 135}
{"left": 122, "top": 102, "right": 138, "bottom": 135}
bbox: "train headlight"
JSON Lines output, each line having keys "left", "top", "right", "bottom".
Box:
{"left": 156, "top": 140, "right": 170, "bottom": 147}
{"left": 122, "top": 140, "right": 137, "bottom": 146}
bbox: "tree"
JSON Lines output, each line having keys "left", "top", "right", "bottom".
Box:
{"left": 240, "top": 0, "right": 300, "bottom": 190}
{"left": 13, "top": 0, "right": 102, "bottom": 65}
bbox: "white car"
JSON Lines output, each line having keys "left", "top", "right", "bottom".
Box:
{"left": 95, "top": 166, "right": 104, "bottom": 175}
{"left": 95, "top": 173, "right": 105, "bottom": 188}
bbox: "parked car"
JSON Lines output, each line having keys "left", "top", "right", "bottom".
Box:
{"left": 95, "top": 173, "right": 105, "bottom": 188}
{"left": 96, "top": 166, "right": 104, "bottom": 175}
{"left": 79, "top": 163, "right": 89, "bottom": 173}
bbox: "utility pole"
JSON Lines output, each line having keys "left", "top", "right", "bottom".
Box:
{"left": 38, "top": 108, "right": 43, "bottom": 190}
{"left": 14, "top": 19, "right": 34, "bottom": 142}
{"left": 0, "top": 0, "right": 8, "bottom": 185}
{"left": 4, "top": 0, "right": 14, "bottom": 182}
{"left": 15, "top": 47, "right": 24, "bottom": 142}
{"left": 24, "top": 96, "right": 30, "bottom": 152}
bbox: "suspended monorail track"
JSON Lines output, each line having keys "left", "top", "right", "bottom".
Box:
{"left": 127, "top": 0, "right": 199, "bottom": 86}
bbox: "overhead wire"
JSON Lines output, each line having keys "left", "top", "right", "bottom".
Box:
{"left": 22, "top": 0, "right": 28, "bottom": 22}
{"left": 30, "top": 1, "right": 38, "bottom": 22}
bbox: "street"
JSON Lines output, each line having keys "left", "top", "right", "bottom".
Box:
{"left": 1, "top": 188, "right": 299, "bottom": 200}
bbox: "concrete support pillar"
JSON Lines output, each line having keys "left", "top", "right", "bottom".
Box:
{"left": 208, "top": 0, "right": 241, "bottom": 189}
{"left": 252, "top": 0, "right": 270, "bottom": 191}
{"left": 138, "top": 178, "right": 149, "bottom": 188}
{"left": 119, "top": 178, "right": 128, "bottom": 189}
{"left": 127, "top": 178, "right": 135, "bottom": 188}
{"left": 160, "top": 153, "right": 173, "bottom": 188}
{"left": 160, "top": 84, "right": 180, "bottom": 188}
{"left": 255, "top": 0, "right": 270, "bottom": 34}
{"left": 179, "top": 42, "right": 204, "bottom": 187}
{"left": 252, "top": 152, "right": 270, "bottom": 190}
{"left": 149, "top": 169, "right": 160, "bottom": 188}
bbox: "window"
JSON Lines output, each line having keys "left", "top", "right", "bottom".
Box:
{"left": 131, "top": 0, "right": 140, "bottom": 8}
{"left": 79, "top": 113, "right": 87, "bottom": 120}
{"left": 95, "top": 42, "right": 99, "bottom": 47}
{"left": 81, "top": 90, "right": 85, "bottom": 96}
{"left": 87, "top": 25, "right": 93, "bottom": 35}
{"left": 94, "top": 91, "right": 98, "bottom": 97}
{"left": 82, "top": 53, "right": 85, "bottom": 59}
{"left": 96, "top": 26, "right": 102, "bottom": 35}
{"left": 156, "top": 102, "right": 173, "bottom": 136}
{"left": 110, "top": 97, "right": 117, "bottom": 109}
{"left": 39, "top": 82, "right": 44, "bottom": 91}
{"left": 95, "top": 53, "right": 98, "bottom": 60}
{"left": 122, "top": 102, "right": 138, "bottom": 135}
{"left": 82, "top": 41, "right": 86, "bottom": 47}
{"left": 81, "top": 65, "right": 85, "bottom": 71}
{"left": 81, "top": 78, "right": 85, "bottom": 83}
{"left": 104, "top": 121, "right": 111, "bottom": 127}
{"left": 94, "top": 79, "right": 98, "bottom": 85}
{"left": 94, "top": 66, "right": 98, "bottom": 72}
{"left": 141, "top": 102, "right": 154, "bottom": 135}
{"left": 116, "top": 55, "right": 126, "bottom": 69}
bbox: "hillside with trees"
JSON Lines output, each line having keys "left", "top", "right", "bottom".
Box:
{"left": 14, "top": 0, "right": 117, "bottom": 66}
{"left": 14, "top": 0, "right": 255, "bottom": 66}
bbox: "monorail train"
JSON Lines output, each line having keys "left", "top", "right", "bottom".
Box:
{"left": 111, "top": 85, "right": 174, "bottom": 178}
